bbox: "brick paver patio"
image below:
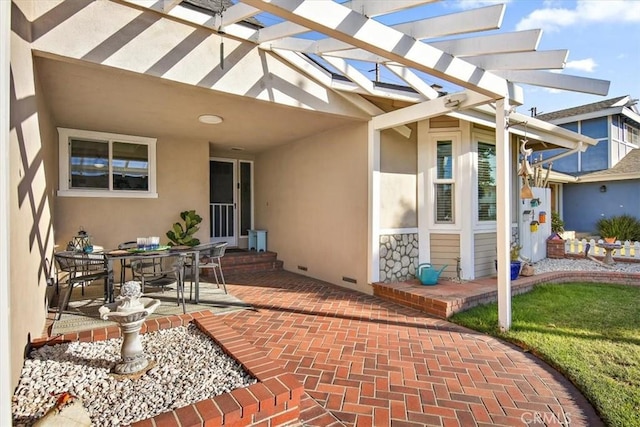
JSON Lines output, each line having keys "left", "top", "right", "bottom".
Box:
{"left": 218, "top": 270, "right": 603, "bottom": 427}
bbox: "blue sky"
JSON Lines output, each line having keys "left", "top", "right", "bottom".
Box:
{"left": 383, "top": 0, "right": 640, "bottom": 115}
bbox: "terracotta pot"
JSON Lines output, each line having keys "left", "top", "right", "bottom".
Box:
{"left": 604, "top": 237, "right": 617, "bottom": 244}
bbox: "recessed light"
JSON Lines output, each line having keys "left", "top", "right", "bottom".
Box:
{"left": 198, "top": 114, "right": 223, "bottom": 124}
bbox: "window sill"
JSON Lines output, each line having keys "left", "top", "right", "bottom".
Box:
{"left": 57, "top": 190, "right": 158, "bottom": 199}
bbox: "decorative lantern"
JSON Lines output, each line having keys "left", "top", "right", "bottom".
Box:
{"left": 72, "top": 227, "right": 92, "bottom": 252}
{"left": 539, "top": 211, "right": 547, "bottom": 224}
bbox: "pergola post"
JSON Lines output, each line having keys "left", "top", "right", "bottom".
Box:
{"left": 368, "top": 121, "right": 381, "bottom": 284}
{"left": 495, "top": 98, "right": 512, "bottom": 330}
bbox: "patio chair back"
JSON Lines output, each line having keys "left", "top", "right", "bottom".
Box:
{"left": 53, "top": 251, "right": 109, "bottom": 320}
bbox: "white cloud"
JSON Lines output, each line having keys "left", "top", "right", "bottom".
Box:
{"left": 516, "top": 0, "right": 640, "bottom": 32}
{"left": 516, "top": 8, "right": 576, "bottom": 32}
{"left": 565, "top": 58, "right": 597, "bottom": 73}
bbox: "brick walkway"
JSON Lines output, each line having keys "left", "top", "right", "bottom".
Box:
{"left": 217, "top": 271, "right": 602, "bottom": 427}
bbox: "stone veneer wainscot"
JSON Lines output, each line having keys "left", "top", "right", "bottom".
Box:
{"left": 379, "top": 234, "right": 419, "bottom": 283}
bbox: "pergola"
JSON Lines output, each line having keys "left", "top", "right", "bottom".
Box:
{"left": 56, "top": 0, "right": 613, "bottom": 329}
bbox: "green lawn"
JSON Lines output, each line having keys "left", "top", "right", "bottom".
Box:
{"left": 450, "top": 283, "right": 640, "bottom": 427}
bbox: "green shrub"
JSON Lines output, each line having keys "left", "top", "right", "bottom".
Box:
{"left": 596, "top": 214, "right": 640, "bottom": 242}
{"left": 551, "top": 211, "right": 565, "bottom": 234}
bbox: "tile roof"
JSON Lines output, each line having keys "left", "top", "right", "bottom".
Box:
{"left": 535, "top": 95, "right": 628, "bottom": 122}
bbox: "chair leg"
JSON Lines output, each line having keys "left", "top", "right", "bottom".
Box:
{"left": 217, "top": 264, "right": 227, "bottom": 294}
{"left": 212, "top": 267, "right": 220, "bottom": 289}
{"left": 56, "top": 283, "right": 75, "bottom": 320}
{"left": 188, "top": 263, "right": 194, "bottom": 301}
{"left": 177, "top": 268, "right": 186, "bottom": 314}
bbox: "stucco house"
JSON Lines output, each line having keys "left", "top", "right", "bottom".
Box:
{"left": 1, "top": 0, "right": 611, "bottom": 417}
{"left": 534, "top": 96, "right": 640, "bottom": 234}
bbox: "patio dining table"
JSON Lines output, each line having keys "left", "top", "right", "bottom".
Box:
{"left": 104, "top": 246, "right": 202, "bottom": 303}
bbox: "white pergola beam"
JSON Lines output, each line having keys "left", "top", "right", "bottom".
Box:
{"left": 161, "top": 0, "right": 183, "bottom": 13}
{"left": 372, "top": 90, "right": 493, "bottom": 130}
{"left": 261, "top": 37, "right": 316, "bottom": 53}
{"left": 342, "top": 0, "right": 436, "bottom": 18}
{"left": 271, "top": 50, "right": 412, "bottom": 138}
{"left": 315, "top": 37, "right": 353, "bottom": 54}
{"left": 324, "top": 56, "right": 424, "bottom": 103}
{"left": 430, "top": 29, "right": 542, "bottom": 57}
{"left": 241, "top": 0, "right": 515, "bottom": 101}
{"left": 271, "top": 4, "right": 506, "bottom": 55}
{"left": 255, "top": 21, "right": 309, "bottom": 43}
{"left": 385, "top": 64, "right": 439, "bottom": 99}
{"left": 394, "top": 4, "right": 505, "bottom": 39}
{"left": 465, "top": 50, "right": 568, "bottom": 71}
{"left": 322, "top": 48, "right": 390, "bottom": 63}
{"left": 222, "top": 3, "right": 261, "bottom": 26}
{"left": 323, "top": 56, "right": 377, "bottom": 94}
{"left": 494, "top": 70, "right": 611, "bottom": 96}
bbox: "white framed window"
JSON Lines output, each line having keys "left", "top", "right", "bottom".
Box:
{"left": 477, "top": 141, "right": 497, "bottom": 222}
{"left": 434, "top": 140, "right": 454, "bottom": 223}
{"left": 58, "top": 128, "right": 157, "bottom": 198}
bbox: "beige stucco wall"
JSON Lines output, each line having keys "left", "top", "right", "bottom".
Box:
{"left": 255, "top": 123, "right": 370, "bottom": 293}
{"left": 55, "top": 136, "right": 209, "bottom": 254}
{"left": 9, "top": 0, "right": 56, "bottom": 389}
{"left": 380, "top": 126, "right": 417, "bottom": 229}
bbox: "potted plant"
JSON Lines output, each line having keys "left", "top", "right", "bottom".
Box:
{"left": 510, "top": 242, "right": 522, "bottom": 280}
{"left": 166, "top": 210, "right": 202, "bottom": 247}
{"left": 596, "top": 214, "right": 640, "bottom": 244}
{"left": 494, "top": 242, "right": 523, "bottom": 280}
{"left": 551, "top": 211, "right": 565, "bottom": 237}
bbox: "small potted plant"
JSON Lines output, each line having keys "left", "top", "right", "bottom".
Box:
{"left": 166, "top": 210, "right": 202, "bottom": 247}
{"left": 596, "top": 216, "right": 619, "bottom": 244}
{"left": 510, "top": 242, "right": 522, "bottom": 280}
{"left": 494, "top": 242, "right": 523, "bottom": 280}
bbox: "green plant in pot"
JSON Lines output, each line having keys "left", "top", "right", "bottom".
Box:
{"left": 510, "top": 242, "right": 522, "bottom": 280}
{"left": 596, "top": 214, "right": 640, "bottom": 244}
{"left": 551, "top": 211, "right": 565, "bottom": 236}
{"left": 494, "top": 242, "right": 522, "bottom": 280}
{"left": 166, "top": 210, "right": 202, "bottom": 247}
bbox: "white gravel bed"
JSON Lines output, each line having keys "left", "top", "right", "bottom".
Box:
{"left": 12, "top": 324, "right": 257, "bottom": 426}
{"left": 532, "top": 257, "right": 640, "bottom": 274}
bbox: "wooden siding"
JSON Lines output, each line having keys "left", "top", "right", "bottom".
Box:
{"left": 474, "top": 232, "right": 497, "bottom": 278}
{"left": 429, "top": 116, "right": 459, "bottom": 129}
{"left": 429, "top": 233, "right": 459, "bottom": 276}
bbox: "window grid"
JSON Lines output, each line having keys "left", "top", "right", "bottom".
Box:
{"left": 434, "top": 140, "right": 454, "bottom": 224}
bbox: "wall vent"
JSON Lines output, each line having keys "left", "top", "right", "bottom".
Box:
{"left": 342, "top": 276, "right": 357, "bottom": 284}
{"left": 297, "top": 265, "right": 308, "bottom": 271}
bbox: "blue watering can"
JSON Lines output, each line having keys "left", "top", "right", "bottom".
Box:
{"left": 417, "top": 263, "right": 448, "bottom": 286}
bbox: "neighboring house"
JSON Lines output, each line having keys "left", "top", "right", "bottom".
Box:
{"left": 2, "top": 0, "right": 609, "bottom": 406}
{"left": 535, "top": 96, "right": 640, "bottom": 233}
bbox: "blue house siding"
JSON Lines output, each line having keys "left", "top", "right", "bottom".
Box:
{"left": 563, "top": 180, "right": 640, "bottom": 233}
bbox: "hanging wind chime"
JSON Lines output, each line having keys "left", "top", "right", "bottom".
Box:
{"left": 217, "top": 0, "right": 226, "bottom": 69}
{"left": 517, "top": 122, "right": 534, "bottom": 199}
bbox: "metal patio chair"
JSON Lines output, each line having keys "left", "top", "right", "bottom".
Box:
{"left": 186, "top": 242, "right": 228, "bottom": 298}
{"left": 131, "top": 254, "right": 186, "bottom": 313}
